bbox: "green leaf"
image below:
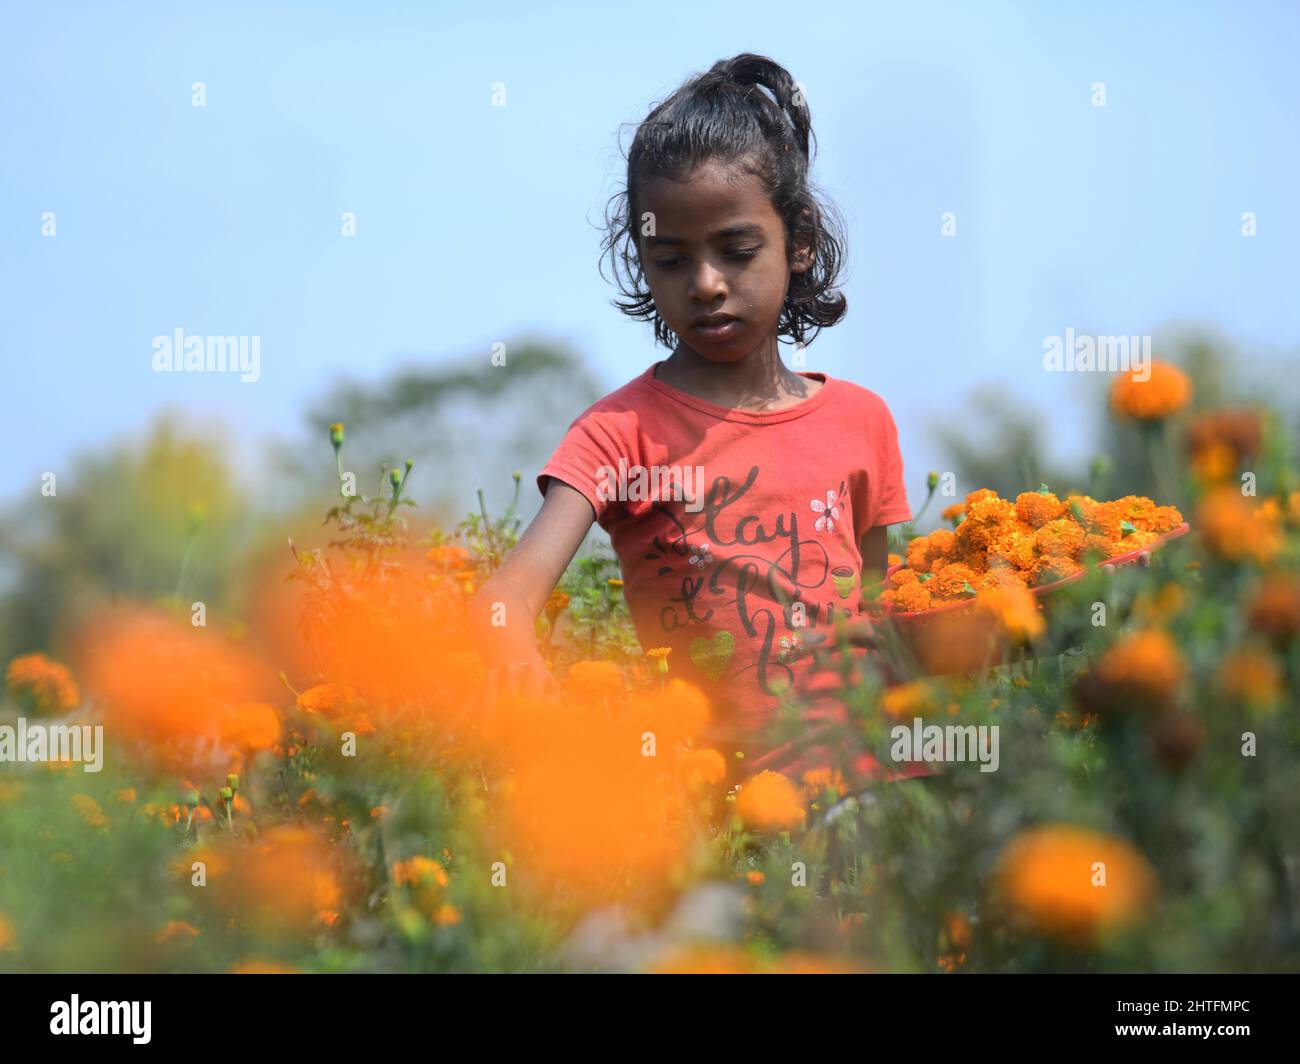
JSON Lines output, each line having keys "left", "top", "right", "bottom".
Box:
{"left": 1120, "top": 519, "right": 1136, "bottom": 536}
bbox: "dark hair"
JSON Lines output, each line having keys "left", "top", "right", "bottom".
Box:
{"left": 600, "top": 53, "right": 848, "bottom": 350}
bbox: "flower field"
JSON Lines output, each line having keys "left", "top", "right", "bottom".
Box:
{"left": 1, "top": 362, "right": 1299, "bottom": 974}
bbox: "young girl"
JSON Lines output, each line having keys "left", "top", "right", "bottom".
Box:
{"left": 472, "top": 53, "right": 916, "bottom": 783}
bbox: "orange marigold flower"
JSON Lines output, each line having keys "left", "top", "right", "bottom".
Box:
{"left": 649, "top": 946, "right": 763, "bottom": 974}
{"left": 932, "top": 562, "right": 979, "bottom": 600}
{"left": 1015, "top": 491, "right": 1065, "bottom": 529}
{"left": 1217, "top": 646, "right": 1282, "bottom": 711}
{"left": 1185, "top": 408, "right": 1262, "bottom": 481}
{"left": 154, "top": 920, "right": 200, "bottom": 944}
{"left": 1246, "top": 574, "right": 1300, "bottom": 641}
{"left": 996, "top": 824, "right": 1155, "bottom": 945}
{"left": 800, "top": 766, "right": 848, "bottom": 799}
{"left": 190, "top": 826, "right": 343, "bottom": 937}
{"left": 631, "top": 678, "right": 710, "bottom": 742}
{"left": 545, "top": 589, "right": 571, "bottom": 613}
{"left": 426, "top": 544, "right": 472, "bottom": 570}
{"left": 1085, "top": 629, "right": 1186, "bottom": 711}
{"left": 1031, "top": 556, "right": 1083, "bottom": 586}
{"left": 927, "top": 528, "right": 958, "bottom": 558}
{"left": 1034, "top": 518, "right": 1086, "bottom": 559}
{"left": 975, "top": 584, "right": 1045, "bottom": 643}
{"left": 679, "top": 747, "right": 727, "bottom": 788}
{"left": 434, "top": 903, "right": 461, "bottom": 926}
{"left": 391, "top": 856, "right": 449, "bottom": 890}
{"left": 5, "top": 653, "right": 80, "bottom": 714}
{"left": 941, "top": 502, "right": 965, "bottom": 524}
{"left": 892, "top": 581, "right": 932, "bottom": 613}
{"left": 1197, "top": 486, "right": 1282, "bottom": 564}
{"left": 296, "top": 682, "right": 358, "bottom": 718}
{"left": 735, "top": 771, "right": 805, "bottom": 832}
{"left": 0, "top": 914, "right": 16, "bottom": 951}
{"left": 230, "top": 960, "right": 298, "bottom": 974}
{"left": 1109, "top": 360, "right": 1192, "bottom": 420}
{"left": 881, "top": 680, "right": 934, "bottom": 720}
{"left": 113, "top": 787, "right": 137, "bottom": 805}
{"left": 746, "top": 870, "right": 765, "bottom": 885}
{"left": 564, "top": 659, "right": 624, "bottom": 702}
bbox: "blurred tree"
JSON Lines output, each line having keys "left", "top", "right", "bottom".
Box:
{"left": 0, "top": 416, "right": 248, "bottom": 660}
{"left": 271, "top": 339, "right": 606, "bottom": 527}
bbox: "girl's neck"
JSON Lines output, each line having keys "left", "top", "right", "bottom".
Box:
{"left": 658, "top": 334, "right": 821, "bottom": 412}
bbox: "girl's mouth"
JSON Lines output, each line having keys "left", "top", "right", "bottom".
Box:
{"left": 691, "top": 319, "right": 742, "bottom": 341}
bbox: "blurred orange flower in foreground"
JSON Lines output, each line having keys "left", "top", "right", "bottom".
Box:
{"left": 74, "top": 607, "right": 280, "bottom": 774}
{"left": 1246, "top": 573, "right": 1300, "bottom": 642}
{"left": 995, "top": 824, "right": 1156, "bottom": 946}
{"left": 1109, "top": 360, "right": 1192, "bottom": 421}
{"left": 489, "top": 678, "right": 717, "bottom": 906}
{"left": 1075, "top": 628, "right": 1186, "bottom": 714}
{"left": 1196, "top": 486, "right": 1283, "bottom": 564}
{"left": 5, "top": 653, "right": 80, "bottom": 714}
{"left": 735, "top": 770, "right": 805, "bottom": 832}
{"left": 1217, "top": 646, "right": 1282, "bottom": 711}
{"left": 186, "top": 826, "right": 345, "bottom": 937}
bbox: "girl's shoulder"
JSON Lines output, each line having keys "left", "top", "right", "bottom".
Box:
{"left": 822, "top": 376, "right": 899, "bottom": 422}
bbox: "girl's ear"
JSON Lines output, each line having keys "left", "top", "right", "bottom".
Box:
{"left": 790, "top": 239, "right": 815, "bottom": 274}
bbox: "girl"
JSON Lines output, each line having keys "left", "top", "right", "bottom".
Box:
{"left": 472, "top": 53, "right": 916, "bottom": 783}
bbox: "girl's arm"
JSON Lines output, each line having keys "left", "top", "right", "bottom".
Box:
{"left": 469, "top": 479, "right": 596, "bottom": 699}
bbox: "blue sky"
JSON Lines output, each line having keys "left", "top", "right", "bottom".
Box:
{"left": 3, "top": 0, "right": 1298, "bottom": 515}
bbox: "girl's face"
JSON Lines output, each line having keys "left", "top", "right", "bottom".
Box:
{"left": 637, "top": 159, "right": 812, "bottom": 363}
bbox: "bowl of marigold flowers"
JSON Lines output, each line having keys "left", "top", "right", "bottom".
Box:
{"left": 872, "top": 487, "right": 1189, "bottom": 621}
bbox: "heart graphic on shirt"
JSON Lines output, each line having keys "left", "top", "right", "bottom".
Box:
{"left": 689, "top": 630, "right": 734, "bottom": 682}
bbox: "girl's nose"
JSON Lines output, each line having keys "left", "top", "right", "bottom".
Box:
{"left": 688, "top": 261, "right": 728, "bottom": 302}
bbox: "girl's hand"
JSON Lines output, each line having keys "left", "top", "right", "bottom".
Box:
{"left": 484, "top": 654, "right": 560, "bottom": 710}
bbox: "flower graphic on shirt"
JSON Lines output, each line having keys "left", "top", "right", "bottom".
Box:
{"left": 777, "top": 634, "right": 805, "bottom": 664}
{"left": 810, "top": 489, "right": 841, "bottom": 533}
{"left": 688, "top": 542, "right": 714, "bottom": 569}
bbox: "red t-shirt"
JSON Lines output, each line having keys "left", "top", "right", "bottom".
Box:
{"left": 539, "top": 362, "right": 922, "bottom": 784}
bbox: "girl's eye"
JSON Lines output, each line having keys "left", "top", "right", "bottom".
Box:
{"left": 651, "top": 248, "right": 759, "bottom": 270}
